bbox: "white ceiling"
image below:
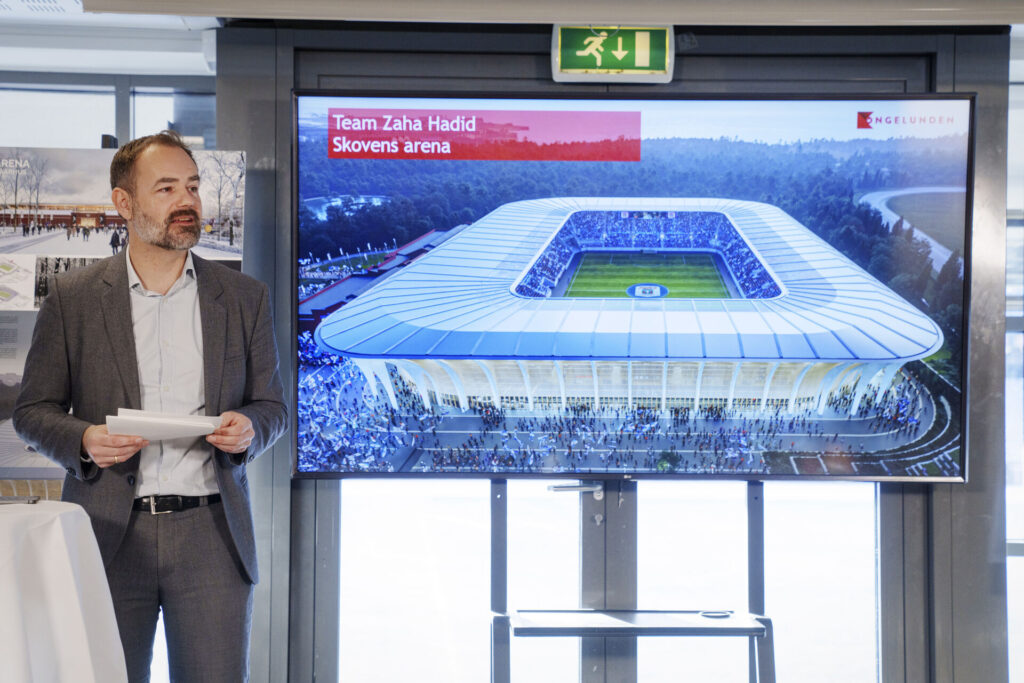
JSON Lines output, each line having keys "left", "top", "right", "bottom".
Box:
{"left": 79, "top": 0, "right": 1024, "bottom": 27}
{"left": 0, "top": 0, "right": 218, "bottom": 75}
{"left": 0, "top": 0, "right": 215, "bottom": 29}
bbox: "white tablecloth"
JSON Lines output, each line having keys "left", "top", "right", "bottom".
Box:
{"left": 0, "top": 501, "right": 127, "bottom": 683}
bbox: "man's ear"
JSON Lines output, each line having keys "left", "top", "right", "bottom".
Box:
{"left": 111, "top": 187, "right": 133, "bottom": 221}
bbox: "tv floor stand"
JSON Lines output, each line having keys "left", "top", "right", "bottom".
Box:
{"left": 488, "top": 479, "right": 775, "bottom": 683}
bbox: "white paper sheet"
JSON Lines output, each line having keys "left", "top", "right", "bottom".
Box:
{"left": 115, "top": 408, "right": 222, "bottom": 429}
{"left": 105, "top": 409, "right": 221, "bottom": 441}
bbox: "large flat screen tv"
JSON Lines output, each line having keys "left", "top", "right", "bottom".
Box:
{"left": 294, "top": 92, "right": 972, "bottom": 481}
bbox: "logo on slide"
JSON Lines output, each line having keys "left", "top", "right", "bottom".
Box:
{"left": 627, "top": 283, "right": 667, "bottom": 298}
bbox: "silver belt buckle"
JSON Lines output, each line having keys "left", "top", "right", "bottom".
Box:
{"left": 149, "top": 496, "right": 173, "bottom": 515}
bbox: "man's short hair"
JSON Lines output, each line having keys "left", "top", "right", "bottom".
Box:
{"left": 109, "top": 130, "right": 196, "bottom": 195}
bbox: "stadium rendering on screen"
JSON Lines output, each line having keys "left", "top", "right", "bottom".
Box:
{"left": 295, "top": 93, "right": 972, "bottom": 481}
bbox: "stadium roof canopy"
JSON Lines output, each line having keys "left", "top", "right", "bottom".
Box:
{"left": 314, "top": 197, "right": 943, "bottom": 363}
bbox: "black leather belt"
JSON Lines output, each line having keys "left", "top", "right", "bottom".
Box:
{"left": 133, "top": 494, "right": 221, "bottom": 515}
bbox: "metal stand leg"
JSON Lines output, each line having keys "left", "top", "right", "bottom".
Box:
{"left": 754, "top": 617, "right": 776, "bottom": 683}
{"left": 491, "top": 615, "right": 511, "bottom": 683}
{"left": 581, "top": 480, "right": 637, "bottom": 683}
{"left": 748, "top": 482, "right": 765, "bottom": 683}
{"left": 491, "top": 480, "right": 508, "bottom": 683}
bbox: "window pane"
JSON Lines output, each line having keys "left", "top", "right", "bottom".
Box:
{"left": 1009, "top": 333, "right": 1024, "bottom": 542}
{"left": 637, "top": 481, "right": 748, "bottom": 682}
{"left": 638, "top": 481, "right": 748, "bottom": 608}
{"left": 1010, "top": 220, "right": 1023, "bottom": 317}
{"left": 765, "top": 482, "right": 878, "bottom": 682}
{"left": 339, "top": 480, "right": 490, "bottom": 683}
{"left": 0, "top": 85, "right": 114, "bottom": 148}
{"left": 1009, "top": 85, "right": 1024, "bottom": 217}
{"left": 507, "top": 480, "right": 579, "bottom": 683}
{"left": 507, "top": 480, "right": 580, "bottom": 608}
{"left": 639, "top": 637, "right": 748, "bottom": 683}
{"left": 132, "top": 89, "right": 215, "bottom": 149}
{"left": 1009, "top": 85, "right": 1024, "bottom": 316}
{"left": 1010, "top": 557, "right": 1024, "bottom": 681}
{"left": 511, "top": 638, "right": 577, "bottom": 683}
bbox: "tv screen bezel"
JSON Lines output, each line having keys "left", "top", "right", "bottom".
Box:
{"left": 291, "top": 89, "right": 975, "bottom": 483}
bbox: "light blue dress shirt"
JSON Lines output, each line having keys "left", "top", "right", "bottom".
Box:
{"left": 126, "top": 246, "right": 218, "bottom": 497}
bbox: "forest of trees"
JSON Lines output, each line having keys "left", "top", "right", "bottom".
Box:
{"left": 297, "top": 133, "right": 967, "bottom": 380}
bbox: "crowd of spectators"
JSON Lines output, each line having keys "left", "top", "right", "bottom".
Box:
{"left": 415, "top": 374, "right": 929, "bottom": 475}
{"left": 297, "top": 261, "right": 356, "bottom": 301}
{"left": 298, "top": 325, "right": 932, "bottom": 475}
{"left": 515, "top": 210, "right": 781, "bottom": 299}
{"left": 296, "top": 331, "right": 442, "bottom": 472}
{"left": 421, "top": 402, "right": 773, "bottom": 474}
{"left": 515, "top": 228, "right": 579, "bottom": 298}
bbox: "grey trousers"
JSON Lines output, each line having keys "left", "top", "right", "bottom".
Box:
{"left": 106, "top": 501, "right": 254, "bottom": 683}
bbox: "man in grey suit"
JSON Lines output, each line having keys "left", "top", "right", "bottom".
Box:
{"left": 14, "top": 131, "right": 287, "bottom": 682}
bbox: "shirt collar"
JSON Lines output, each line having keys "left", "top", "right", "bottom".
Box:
{"left": 125, "top": 243, "right": 197, "bottom": 296}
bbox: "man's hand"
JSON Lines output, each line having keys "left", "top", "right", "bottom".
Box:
{"left": 82, "top": 424, "right": 147, "bottom": 468}
{"left": 206, "top": 410, "right": 254, "bottom": 455}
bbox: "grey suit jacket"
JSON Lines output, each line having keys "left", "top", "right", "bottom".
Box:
{"left": 13, "top": 250, "right": 287, "bottom": 584}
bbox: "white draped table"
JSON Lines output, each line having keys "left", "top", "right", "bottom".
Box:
{"left": 0, "top": 501, "right": 127, "bottom": 683}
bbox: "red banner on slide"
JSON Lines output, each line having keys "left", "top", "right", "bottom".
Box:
{"left": 327, "top": 109, "right": 641, "bottom": 161}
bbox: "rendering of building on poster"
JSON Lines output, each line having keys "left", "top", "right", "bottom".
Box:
{"left": 295, "top": 93, "right": 972, "bottom": 481}
{"left": 0, "top": 146, "right": 246, "bottom": 477}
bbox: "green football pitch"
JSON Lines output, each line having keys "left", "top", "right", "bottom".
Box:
{"left": 565, "top": 252, "right": 731, "bottom": 298}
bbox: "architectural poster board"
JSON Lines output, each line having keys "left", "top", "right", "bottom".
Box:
{"left": 0, "top": 147, "right": 245, "bottom": 478}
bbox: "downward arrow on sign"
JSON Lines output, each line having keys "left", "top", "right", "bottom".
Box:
{"left": 612, "top": 36, "right": 629, "bottom": 61}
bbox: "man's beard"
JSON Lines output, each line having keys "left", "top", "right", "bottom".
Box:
{"left": 133, "top": 207, "right": 201, "bottom": 251}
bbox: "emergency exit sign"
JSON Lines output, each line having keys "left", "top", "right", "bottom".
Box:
{"left": 552, "top": 25, "right": 674, "bottom": 83}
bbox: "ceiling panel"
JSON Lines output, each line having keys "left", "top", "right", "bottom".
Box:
{"left": 81, "top": 0, "right": 1024, "bottom": 26}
